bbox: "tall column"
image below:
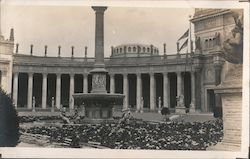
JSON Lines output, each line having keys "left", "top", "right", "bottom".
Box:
{"left": 123, "top": 73, "right": 128, "bottom": 110}
{"left": 83, "top": 74, "right": 88, "bottom": 93}
{"left": 190, "top": 71, "right": 196, "bottom": 110}
{"left": 150, "top": 73, "right": 156, "bottom": 110}
{"left": 56, "top": 73, "right": 61, "bottom": 109}
{"left": 163, "top": 73, "right": 169, "bottom": 108}
{"left": 42, "top": 73, "right": 47, "bottom": 109}
{"left": 136, "top": 73, "right": 142, "bottom": 111}
{"left": 27, "top": 73, "right": 33, "bottom": 109}
{"left": 110, "top": 73, "right": 115, "bottom": 94}
{"left": 69, "top": 74, "right": 74, "bottom": 110}
{"left": 13, "top": 72, "right": 19, "bottom": 108}
{"left": 92, "top": 6, "right": 107, "bottom": 68}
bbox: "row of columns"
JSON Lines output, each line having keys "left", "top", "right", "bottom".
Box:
{"left": 109, "top": 72, "right": 196, "bottom": 111}
{"left": 12, "top": 73, "right": 89, "bottom": 110}
{"left": 12, "top": 71, "right": 196, "bottom": 111}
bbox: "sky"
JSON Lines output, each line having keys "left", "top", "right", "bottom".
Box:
{"left": 1, "top": 3, "right": 195, "bottom": 57}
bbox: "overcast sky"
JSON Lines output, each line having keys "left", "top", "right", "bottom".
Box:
{"left": 1, "top": 4, "right": 194, "bottom": 57}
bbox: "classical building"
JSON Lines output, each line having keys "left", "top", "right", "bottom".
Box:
{"left": 0, "top": 8, "right": 241, "bottom": 114}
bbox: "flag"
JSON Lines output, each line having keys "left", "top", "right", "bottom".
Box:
{"left": 179, "top": 39, "right": 188, "bottom": 52}
{"left": 178, "top": 29, "right": 189, "bottom": 41}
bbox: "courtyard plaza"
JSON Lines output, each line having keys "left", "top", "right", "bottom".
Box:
{"left": 18, "top": 111, "right": 223, "bottom": 150}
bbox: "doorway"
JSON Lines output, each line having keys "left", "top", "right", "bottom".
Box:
{"left": 207, "top": 89, "right": 215, "bottom": 112}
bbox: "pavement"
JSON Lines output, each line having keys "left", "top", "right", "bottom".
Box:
{"left": 19, "top": 110, "right": 216, "bottom": 123}
{"left": 114, "top": 111, "right": 216, "bottom": 123}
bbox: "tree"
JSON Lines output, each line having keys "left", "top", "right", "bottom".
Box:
{"left": 0, "top": 87, "right": 20, "bottom": 147}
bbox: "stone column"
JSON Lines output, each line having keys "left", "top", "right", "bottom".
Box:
{"left": 163, "top": 72, "right": 169, "bottom": 108}
{"left": 110, "top": 73, "right": 115, "bottom": 94}
{"left": 150, "top": 73, "right": 155, "bottom": 110}
{"left": 92, "top": 6, "right": 107, "bottom": 68}
{"left": 42, "top": 73, "right": 47, "bottom": 109}
{"left": 69, "top": 74, "right": 74, "bottom": 110}
{"left": 176, "top": 72, "right": 182, "bottom": 98}
{"left": 13, "top": 72, "right": 19, "bottom": 108}
{"left": 27, "top": 73, "right": 33, "bottom": 109}
{"left": 83, "top": 74, "right": 88, "bottom": 93}
{"left": 136, "top": 73, "right": 142, "bottom": 111}
{"left": 123, "top": 73, "right": 128, "bottom": 110}
{"left": 195, "top": 68, "right": 202, "bottom": 110}
{"left": 56, "top": 73, "right": 61, "bottom": 109}
{"left": 190, "top": 71, "right": 196, "bottom": 111}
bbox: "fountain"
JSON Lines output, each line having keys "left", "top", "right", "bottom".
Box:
{"left": 73, "top": 6, "right": 124, "bottom": 121}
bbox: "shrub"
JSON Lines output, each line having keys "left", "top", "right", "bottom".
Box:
{"left": 161, "top": 107, "right": 170, "bottom": 116}
{"left": 0, "top": 87, "right": 20, "bottom": 147}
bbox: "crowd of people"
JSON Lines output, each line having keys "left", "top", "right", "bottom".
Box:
{"left": 22, "top": 119, "right": 223, "bottom": 150}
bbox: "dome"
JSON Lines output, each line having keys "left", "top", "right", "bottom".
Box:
{"left": 111, "top": 44, "right": 159, "bottom": 57}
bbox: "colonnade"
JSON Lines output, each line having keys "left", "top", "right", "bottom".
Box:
{"left": 12, "top": 71, "right": 196, "bottom": 112}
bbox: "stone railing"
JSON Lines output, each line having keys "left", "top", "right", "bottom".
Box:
{"left": 13, "top": 53, "right": 192, "bottom": 66}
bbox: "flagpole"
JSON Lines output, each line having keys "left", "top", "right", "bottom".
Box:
{"left": 189, "top": 15, "right": 192, "bottom": 53}
{"left": 189, "top": 14, "right": 193, "bottom": 74}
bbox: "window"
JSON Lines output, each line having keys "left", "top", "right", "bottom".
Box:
{"left": 147, "top": 47, "right": 150, "bottom": 52}
{"left": 205, "top": 39, "right": 209, "bottom": 49}
{"left": 143, "top": 47, "right": 146, "bottom": 52}
{"left": 120, "top": 48, "right": 122, "bottom": 53}
{"left": 209, "top": 38, "right": 212, "bottom": 48}
{"left": 212, "top": 38, "right": 216, "bottom": 46}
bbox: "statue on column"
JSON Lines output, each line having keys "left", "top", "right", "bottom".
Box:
{"left": 140, "top": 97, "right": 144, "bottom": 113}
{"left": 222, "top": 10, "right": 243, "bottom": 64}
{"left": 158, "top": 96, "right": 162, "bottom": 113}
{"left": 32, "top": 96, "right": 36, "bottom": 112}
{"left": 176, "top": 94, "right": 184, "bottom": 107}
{"left": 51, "top": 97, "right": 55, "bottom": 112}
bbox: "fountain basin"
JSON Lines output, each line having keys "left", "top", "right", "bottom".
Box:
{"left": 73, "top": 93, "right": 124, "bottom": 120}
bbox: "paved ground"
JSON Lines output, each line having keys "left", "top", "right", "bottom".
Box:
{"left": 19, "top": 111, "right": 216, "bottom": 123}
{"left": 114, "top": 111, "right": 216, "bottom": 123}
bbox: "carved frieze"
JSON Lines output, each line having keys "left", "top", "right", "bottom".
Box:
{"left": 92, "top": 73, "right": 106, "bottom": 90}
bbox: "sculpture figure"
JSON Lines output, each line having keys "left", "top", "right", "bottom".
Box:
{"left": 214, "top": 32, "right": 221, "bottom": 46}
{"left": 177, "top": 95, "right": 184, "bottom": 107}
{"left": 195, "top": 36, "right": 202, "bottom": 53}
{"left": 222, "top": 10, "right": 243, "bottom": 64}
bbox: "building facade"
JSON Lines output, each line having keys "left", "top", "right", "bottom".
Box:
{"left": 0, "top": 8, "right": 241, "bottom": 113}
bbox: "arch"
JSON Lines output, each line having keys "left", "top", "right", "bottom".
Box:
{"left": 128, "top": 47, "right": 131, "bottom": 52}
{"left": 147, "top": 47, "right": 150, "bottom": 52}
{"left": 143, "top": 47, "right": 146, "bottom": 52}
{"left": 133, "top": 47, "right": 136, "bottom": 52}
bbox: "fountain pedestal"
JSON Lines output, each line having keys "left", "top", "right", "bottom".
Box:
{"left": 73, "top": 6, "right": 124, "bottom": 121}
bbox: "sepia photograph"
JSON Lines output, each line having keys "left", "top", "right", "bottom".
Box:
{"left": 0, "top": 0, "right": 249, "bottom": 158}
